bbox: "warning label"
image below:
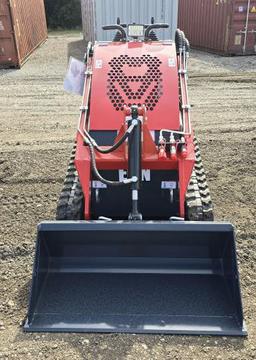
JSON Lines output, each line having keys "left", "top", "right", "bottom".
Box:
{"left": 234, "top": 34, "right": 242, "bottom": 46}
{"left": 251, "top": 6, "right": 256, "bottom": 13}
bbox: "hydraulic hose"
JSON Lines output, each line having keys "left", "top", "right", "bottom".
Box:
{"left": 184, "top": 37, "right": 190, "bottom": 52}
{"left": 94, "top": 122, "right": 136, "bottom": 154}
{"left": 87, "top": 140, "right": 136, "bottom": 187}
{"left": 175, "top": 29, "right": 184, "bottom": 52}
{"left": 83, "top": 122, "right": 136, "bottom": 154}
{"left": 175, "top": 29, "right": 190, "bottom": 53}
{"left": 79, "top": 121, "right": 138, "bottom": 187}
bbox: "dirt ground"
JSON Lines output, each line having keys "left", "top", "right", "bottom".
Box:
{"left": 0, "top": 33, "right": 255, "bottom": 360}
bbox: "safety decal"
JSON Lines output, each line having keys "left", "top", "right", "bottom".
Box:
{"left": 234, "top": 35, "right": 242, "bottom": 46}
{"left": 95, "top": 59, "right": 103, "bottom": 69}
{"left": 161, "top": 181, "right": 177, "bottom": 190}
{"left": 168, "top": 57, "right": 176, "bottom": 67}
{"left": 251, "top": 6, "right": 256, "bottom": 13}
{"left": 92, "top": 181, "right": 107, "bottom": 189}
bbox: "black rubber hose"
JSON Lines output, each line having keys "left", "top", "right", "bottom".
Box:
{"left": 175, "top": 29, "right": 184, "bottom": 51}
{"left": 180, "top": 31, "right": 190, "bottom": 52}
{"left": 180, "top": 30, "right": 186, "bottom": 42}
{"left": 94, "top": 128, "right": 131, "bottom": 154}
{"left": 184, "top": 37, "right": 190, "bottom": 52}
{"left": 83, "top": 122, "right": 135, "bottom": 154}
{"left": 87, "top": 141, "right": 130, "bottom": 187}
{"left": 175, "top": 29, "right": 190, "bottom": 54}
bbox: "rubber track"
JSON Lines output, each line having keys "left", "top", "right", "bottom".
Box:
{"left": 185, "top": 137, "right": 214, "bottom": 221}
{"left": 57, "top": 140, "right": 213, "bottom": 221}
{"left": 56, "top": 143, "right": 84, "bottom": 220}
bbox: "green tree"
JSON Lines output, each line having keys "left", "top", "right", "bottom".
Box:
{"left": 44, "top": 0, "right": 82, "bottom": 29}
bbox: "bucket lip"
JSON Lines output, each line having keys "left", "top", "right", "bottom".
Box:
{"left": 37, "top": 221, "right": 235, "bottom": 233}
{"left": 23, "top": 318, "right": 247, "bottom": 336}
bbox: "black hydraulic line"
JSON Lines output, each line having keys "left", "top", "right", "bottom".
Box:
{"left": 184, "top": 37, "right": 190, "bottom": 52}
{"left": 94, "top": 125, "right": 134, "bottom": 154}
{"left": 175, "top": 29, "right": 190, "bottom": 53}
{"left": 83, "top": 123, "right": 135, "bottom": 154}
{"left": 175, "top": 29, "right": 184, "bottom": 51}
{"left": 85, "top": 135, "right": 137, "bottom": 187}
{"left": 87, "top": 142, "right": 130, "bottom": 187}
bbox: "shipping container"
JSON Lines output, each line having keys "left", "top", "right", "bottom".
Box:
{"left": 0, "top": 0, "right": 47, "bottom": 68}
{"left": 81, "top": 0, "right": 178, "bottom": 42}
{"left": 178, "top": 0, "right": 256, "bottom": 55}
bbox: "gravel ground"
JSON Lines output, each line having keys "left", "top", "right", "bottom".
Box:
{"left": 0, "top": 33, "right": 256, "bottom": 360}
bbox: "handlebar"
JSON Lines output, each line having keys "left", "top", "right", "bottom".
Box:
{"left": 145, "top": 24, "right": 169, "bottom": 38}
{"left": 102, "top": 25, "right": 127, "bottom": 40}
{"left": 102, "top": 23, "right": 169, "bottom": 41}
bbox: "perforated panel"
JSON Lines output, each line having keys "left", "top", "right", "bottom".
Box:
{"left": 107, "top": 55, "right": 163, "bottom": 112}
{"left": 89, "top": 42, "right": 180, "bottom": 131}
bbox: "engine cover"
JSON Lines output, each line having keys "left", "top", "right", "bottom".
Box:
{"left": 89, "top": 41, "right": 180, "bottom": 131}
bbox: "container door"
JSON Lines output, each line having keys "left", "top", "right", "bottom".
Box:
{"left": 0, "top": 0, "right": 18, "bottom": 67}
{"left": 229, "top": 0, "right": 256, "bottom": 55}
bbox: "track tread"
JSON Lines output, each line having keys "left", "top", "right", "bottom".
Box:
{"left": 185, "top": 137, "right": 214, "bottom": 221}
{"left": 56, "top": 142, "right": 84, "bottom": 220}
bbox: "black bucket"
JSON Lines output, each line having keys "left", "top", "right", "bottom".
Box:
{"left": 24, "top": 221, "right": 246, "bottom": 336}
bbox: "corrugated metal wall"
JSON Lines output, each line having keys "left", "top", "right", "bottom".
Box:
{"left": 179, "top": 0, "right": 230, "bottom": 53}
{"left": 11, "top": 0, "right": 47, "bottom": 63}
{"left": 0, "top": 1, "right": 18, "bottom": 67}
{"left": 178, "top": 0, "right": 256, "bottom": 55}
{"left": 81, "top": 0, "right": 178, "bottom": 42}
{"left": 0, "top": 0, "right": 47, "bottom": 68}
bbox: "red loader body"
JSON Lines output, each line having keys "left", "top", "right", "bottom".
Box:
{"left": 24, "top": 22, "right": 246, "bottom": 336}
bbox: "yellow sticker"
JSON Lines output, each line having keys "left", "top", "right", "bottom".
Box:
{"left": 251, "top": 6, "right": 256, "bottom": 13}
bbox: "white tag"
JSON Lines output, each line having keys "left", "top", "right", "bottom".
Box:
{"left": 64, "top": 57, "right": 85, "bottom": 96}
{"left": 92, "top": 181, "right": 107, "bottom": 189}
{"left": 0, "top": 21, "right": 4, "bottom": 31}
{"left": 168, "top": 57, "right": 176, "bottom": 67}
{"left": 234, "top": 35, "right": 242, "bottom": 46}
{"left": 238, "top": 6, "right": 244, "bottom": 12}
{"left": 95, "top": 59, "right": 103, "bottom": 69}
{"left": 161, "top": 181, "right": 177, "bottom": 190}
{"left": 132, "top": 190, "right": 138, "bottom": 201}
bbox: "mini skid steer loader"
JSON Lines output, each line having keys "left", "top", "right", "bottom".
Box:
{"left": 24, "top": 20, "right": 246, "bottom": 336}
